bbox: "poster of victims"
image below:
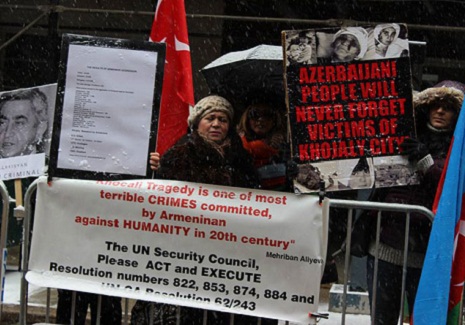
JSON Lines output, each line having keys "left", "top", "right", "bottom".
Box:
{"left": 282, "top": 24, "right": 418, "bottom": 192}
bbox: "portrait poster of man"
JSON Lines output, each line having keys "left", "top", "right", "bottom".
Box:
{"left": 0, "top": 83, "right": 56, "bottom": 181}
{"left": 282, "top": 24, "right": 417, "bottom": 192}
{"left": 48, "top": 34, "right": 165, "bottom": 180}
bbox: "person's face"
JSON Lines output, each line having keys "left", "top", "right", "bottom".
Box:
{"left": 379, "top": 27, "right": 397, "bottom": 46}
{"left": 288, "top": 44, "right": 301, "bottom": 61}
{"left": 248, "top": 106, "right": 275, "bottom": 137}
{"left": 0, "top": 99, "right": 39, "bottom": 157}
{"left": 349, "top": 170, "right": 370, "bottom": 188}
{"left": 429, "top": 105, "right": 456, "bottom": 130}
{"left": 299, "top": 36, "right": 310, "bottom": 45}
{"left": 197, "top": 111, "right": 230, "bottom": 143}
{"left": 333, "top": 34, "right": 360, "bottom": 62}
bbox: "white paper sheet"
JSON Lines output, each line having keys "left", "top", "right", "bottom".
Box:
{"left": 57, "top": 44, "right": 158, "bottom": 176}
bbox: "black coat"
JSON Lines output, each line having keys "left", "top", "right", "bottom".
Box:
{"left": 131, "top": 132, "right": 271, "bottom": 324}
{"left": 352, "top": 85, "right": 463, "bottom": 261}
{"left": 158, "top": 131, "right": 259, "bottom": 189}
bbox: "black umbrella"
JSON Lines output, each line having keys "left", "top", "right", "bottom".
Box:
{"left": 201, "top": 45, "right": 284, "bottom": 110}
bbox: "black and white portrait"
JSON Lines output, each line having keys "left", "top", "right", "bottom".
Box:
{"left": 0, "top": 84, "right": 56, "bottom": 159}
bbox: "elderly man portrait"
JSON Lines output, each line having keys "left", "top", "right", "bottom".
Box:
{"left": 0, "top": 88, "right": 49, "bottom": 158}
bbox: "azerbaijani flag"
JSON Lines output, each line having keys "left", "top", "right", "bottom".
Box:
{"left": 413, "top": 100, "right": 465, "bottom": 324}
{"left": 150, "top": 0, "right": 195, "bottom": 155}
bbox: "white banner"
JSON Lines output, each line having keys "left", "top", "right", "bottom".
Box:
{"left": 27, "top": 176, "right": 328, "bottom": 323}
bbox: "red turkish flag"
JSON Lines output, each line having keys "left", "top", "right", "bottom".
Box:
{"left": 150, "top": 0, "right": 194, "bottom": 155}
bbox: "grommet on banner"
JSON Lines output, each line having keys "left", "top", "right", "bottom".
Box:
{"left": 318, "top": 180, "right": 326, "bottom": 205}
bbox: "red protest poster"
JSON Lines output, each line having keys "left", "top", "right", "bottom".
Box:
{"left": 282, "top": 24, "right": 417, "bottom": 192}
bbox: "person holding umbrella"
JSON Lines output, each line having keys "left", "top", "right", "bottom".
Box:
{"left": 236, "top": 101, "right": 294, "bottom": 192}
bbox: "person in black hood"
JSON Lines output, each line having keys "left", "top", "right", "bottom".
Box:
{"left": 365, "top": 80, "right": 464, "bottom": 325}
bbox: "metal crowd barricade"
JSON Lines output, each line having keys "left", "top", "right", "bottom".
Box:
{"left": 20, "top": 178, "right": 45, "bottom": 325}
{"left": 328, "top": 198, "right": 435, "bottom": 325}
{"left": 19, "top": 179, "right": 99, "bottom": 325}
{"left": 18, "top": 179, "right": 436, "bottom": 325}
{"left": 19, "top": 180, "right": 285, "bottom": 325}
{"left": 0, "top": 180, "right": 10, "bottom": 323}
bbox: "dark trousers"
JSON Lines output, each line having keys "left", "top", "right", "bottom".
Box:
{"left": 56, "top": 290, "right": 122, "bottom": 325}
{"left": 366, "top": 255, "right": 422, "bottom": 325}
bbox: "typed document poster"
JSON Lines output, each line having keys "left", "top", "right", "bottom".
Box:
{"left": 58, "top": 44, "right": 156, "bottom": 175}
{"left": 50, "top": 34, "right": 165, "bottom": 180}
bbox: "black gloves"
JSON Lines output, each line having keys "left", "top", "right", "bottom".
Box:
{"left": 280, "top": 143, "right": 299, "bottom": 178}
{"left": 400, "top": 137, "right": 429, "bottom": 162}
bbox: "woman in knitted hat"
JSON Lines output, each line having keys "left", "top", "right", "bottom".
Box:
{"left": 155, "top": 95, "right": 258, "bottom": 188}
{"left": 132, "top": 95, "right": 266, "bottom": 325}
{"left": 364, "top": 81, "right": 464, "bottom": 324}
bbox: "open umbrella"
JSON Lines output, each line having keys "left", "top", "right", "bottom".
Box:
{"left": 201, "top": 44, "right": 284, "bottom": 109}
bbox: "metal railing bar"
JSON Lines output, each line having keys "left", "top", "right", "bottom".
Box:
{"left": 371, "top": 210, "right": 382, "bottom": 325}
{"left": 0, "top": 4, "right": 465, "bottom": 33}
{"left": 341, "top": 208, "right": 354, "bottom": 325}
{"left": 329, "top": 199, "right": 434, "bottom": 221}
{"left": 19, "top": 178, "right": 39, "bottom": 324}
{"left": 0, "top": 181, "right": 10, "bottom": 323}
{"left": 399, "top": 212, "right": 411, "bottom": 325}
